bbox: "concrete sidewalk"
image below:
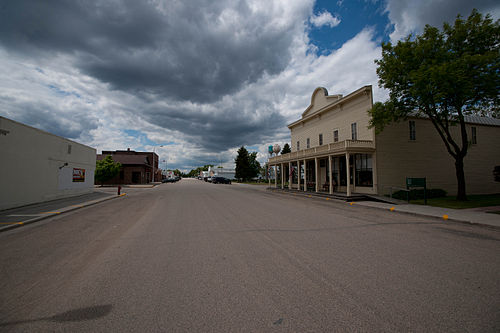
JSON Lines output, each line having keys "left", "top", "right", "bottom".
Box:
{"left": 0, "top": 190, "right": 125, "bottom": 232}
{"left": 350, "top": 201, "right": 500, "bottom": 228}
{"left": 269, "top": 188, "right": 500, "bottom": 228}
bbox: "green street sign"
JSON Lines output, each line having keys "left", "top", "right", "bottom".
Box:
{"left": 406, "top": 177, "right": 426, "bottom": 187}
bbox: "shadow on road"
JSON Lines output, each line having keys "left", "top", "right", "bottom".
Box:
{"left": 0, "top": 304, "right": 112, "bottom": 327}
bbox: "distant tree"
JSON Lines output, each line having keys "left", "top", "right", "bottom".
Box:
{"left": 187, "top": 164, "right": 214, "bottom": 177}
{"left": 369, "top": 9, "right": 500, "bottom": 201}
{"left": 95, "top": 156, "right": 121, "bottom": 185}
{"left": 235, "top": 146, "right": 251, "bottom": 181}
{"left": 281, "top": 143, "right": 291, "bottom": 154}
{"left": 249, "top": 152, "right": 261, "bottom": 179}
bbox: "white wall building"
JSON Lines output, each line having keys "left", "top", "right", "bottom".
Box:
{"left": 0, "top": 116, "right": 96, "bottom": 210}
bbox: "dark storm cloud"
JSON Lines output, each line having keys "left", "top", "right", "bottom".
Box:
{"left": 0, "top": 0, "right": 297, "bottom": 103}
{"left": 0, "top": 95, "right": 99, "bottom": 140}
{"left": 142, "top": 99, "right": 288, "bottom": 152}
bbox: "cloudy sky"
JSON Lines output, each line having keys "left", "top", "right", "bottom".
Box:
{"left": 1, "top": 0, "right": 499, "bottom": 171}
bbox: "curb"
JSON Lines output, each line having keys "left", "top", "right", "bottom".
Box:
{"left": 0, "top": 194, "right": 126, "bottom": 233}
{"left": 269, "top": 189, "right": 500, "bottom": 230}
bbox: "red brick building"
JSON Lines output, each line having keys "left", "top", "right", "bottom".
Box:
{"left": 96, "top": 149, "right": 161, "bottom": 184}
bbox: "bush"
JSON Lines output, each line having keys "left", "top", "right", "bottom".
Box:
{"left": 494, "top": 166, "right": 500, "bottom": 182}
{"left": 392, "top": 188, "right": 447, "bottom": 200}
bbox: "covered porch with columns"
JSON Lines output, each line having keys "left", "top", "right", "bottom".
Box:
{"left": 268, "top": 140, "right": 377, "bottom": 197}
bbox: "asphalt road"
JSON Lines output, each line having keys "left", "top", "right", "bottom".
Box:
{"left": 1, "top": 179, "right": 499, "bottom": 332}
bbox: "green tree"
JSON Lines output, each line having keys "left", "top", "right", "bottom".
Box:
{"left": 235, "top": 146, "right": 251, "bottom": 181}
{"left": 281, "top": 143, "right": 291, "bottom": 154}
{"left": 370, "top": 9, "right": 500, "bottom": 201}
{"left": 249, "top": 152, "right": 261, "bottom": 179}
{"left": 187, "top": 164, "right": 214, "bottom": 177}
{"left": 95, "top": 156, "right": 121, "bottom": 185}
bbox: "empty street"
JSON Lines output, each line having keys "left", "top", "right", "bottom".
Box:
{"left": 1, "top": 180, "right": 499, "bottom": 332}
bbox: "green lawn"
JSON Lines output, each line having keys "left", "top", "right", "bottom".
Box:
{"left": 412, "top": 193, "right": 500, "bottom": 209}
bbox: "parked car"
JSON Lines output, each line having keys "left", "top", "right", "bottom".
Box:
{"left": 212, "top": 177, "right": 231, "bottom": 184}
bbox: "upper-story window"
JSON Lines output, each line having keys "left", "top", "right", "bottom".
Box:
{"left": 333, "top": 130, "right": 339, "bottom": 142}
{"left": 471, "top": 127, "right": 477, "bottom": 144}
{"left": 306, "top": 138, "right": 310, "bottom": 149}
{"left": 351, "top": 123, "right": 357, "bottom": 140}
{"left": 319, "top": 133, "right": 323, "bottom": 146}
{"left": 297, "top": 141, "right": 300, "bottom": 151}
{"left": 409, "top": 120, "right": 416, "bottom": 141}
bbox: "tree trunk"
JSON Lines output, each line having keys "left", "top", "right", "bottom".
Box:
{"left": 455, "top": 156, "right": 467, "bottom": 201}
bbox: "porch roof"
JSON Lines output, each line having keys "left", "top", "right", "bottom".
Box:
{"left": 268, "top": 139, "right": 375, "bottom": 164}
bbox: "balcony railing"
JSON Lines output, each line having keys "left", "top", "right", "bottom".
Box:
{"left": 269, "top": 140, "right": 375, "bottom": 163}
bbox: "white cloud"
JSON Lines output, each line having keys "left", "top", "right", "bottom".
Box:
{"left": 310, "top": 10, "right": 341, "bottom": 28}
{"left": 385, "top": 0, "right": 500, "bottom": 43}
{"left": 0, "top": 0, "right": 386, "bottom": 172}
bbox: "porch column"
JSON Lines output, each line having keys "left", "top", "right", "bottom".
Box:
{"left": 288, "top": 161, "right": 291, "bottom": 189}
{"left": 295, "top": 161, "right": 300, "bottom": 191}
{"left": 274, "top": 165, "right": 277, "bottom": 188}
{"left": 303, "top": 159, "right": 307, "bottom": 192}
{"left": 346, "top": 153, "right": 351, "bottom": 197}
{"left": 315, "top": 157, "right": 319, "bottom": 193}
{"left": 328, "top": 155, "right": 333, "bottom": 194}
{"left": 281, "top": 163, "right": 284, "bottom": 189}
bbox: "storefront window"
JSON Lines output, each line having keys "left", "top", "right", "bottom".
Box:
{"left": 355, "top": 154, "right": 373, "bottom": 186}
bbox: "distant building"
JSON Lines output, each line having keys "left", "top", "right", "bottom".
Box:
{"left": 96, "top": 149, "right": 160, "bottom": 184}
{"left": 209, "top": 166, "right": 236, "bottom": 180}
{"left": 268, "top": 86, "right": 500, "bottom": 196}
{"left": 0, "top": 116, "right": 96, "bottom": 210}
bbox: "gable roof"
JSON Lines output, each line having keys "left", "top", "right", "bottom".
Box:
{"left": 289, "top": 85, "right": 372, "bottom": 129}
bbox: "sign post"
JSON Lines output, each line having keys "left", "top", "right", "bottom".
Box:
{"left": 406, "top": 177, "right": 427, "bottom": 204}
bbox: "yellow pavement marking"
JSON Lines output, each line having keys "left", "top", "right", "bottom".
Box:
{"left": 307, "top": 195, "right": 312, "bottom": 198}
{"left": 443, "top": 214, "right": 449, "bottom": 220}
{"left": 40, "top": 211, "right": 61, "bottom": 214}
{"left": 70, "top": 205, "right": 83, "bottom": 207}
{"left": 325, "top": 198, "right": 330, "bottom": 200}
{"left": 390, "top": 207, "right": 395, "bottom": 212}
{"left": 0, "top": 222, "right": 24, "bottom": 225}
{"left": 349, "top": 202, "right": 354, "bottom": 206}
{"left": 119, "top": 193, "right": 127, "bottom": 196}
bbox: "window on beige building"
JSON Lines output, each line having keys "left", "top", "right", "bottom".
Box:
{"left": 297, "top": 141, "right": 300, "bottom": 151}
{"left": 307, "top": 138, "right": 310, "bottom": 148}
{"left": 471, "top": 127, "right": 477, "bottom": 144}
{"left": 319, "top": 133, "right": 323, "bottom": 145}
{"left": 409, "top": 120, "right": 416, "bottom": 141}
{"left": 333, "top": 129, "right": 339, "bottom": 142}
{"left": 351, "top": 123, "right": 357, "bottom": 140}
{"left": 355, "top": 154, "right": 373, "bottom": 186}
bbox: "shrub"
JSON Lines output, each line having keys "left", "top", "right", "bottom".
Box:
{"left": 494, "top": 166, "right": 500, "bottom": 182}
{"left": 392, "top": 188, "right": 447, "bottom": 200}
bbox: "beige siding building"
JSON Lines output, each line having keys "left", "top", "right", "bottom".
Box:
{"left": 268, "top": 86, "right": 500, "bottom": 197}
{"left": 0, "top": 116, "right": 96, "bottom": 210}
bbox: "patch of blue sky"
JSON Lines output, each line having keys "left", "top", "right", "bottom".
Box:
{"left": 247, "top": 145, "right": 259, "bottom": 152}
{"left": 47, "top": 84, "right": 81, "bottom": 99}
{"left": 308, "top": 0, "right": 392, "bottom": 55}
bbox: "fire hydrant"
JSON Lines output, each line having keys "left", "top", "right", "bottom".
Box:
{"left": 117, "top": 186, "right": 121, "bottom": 195}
